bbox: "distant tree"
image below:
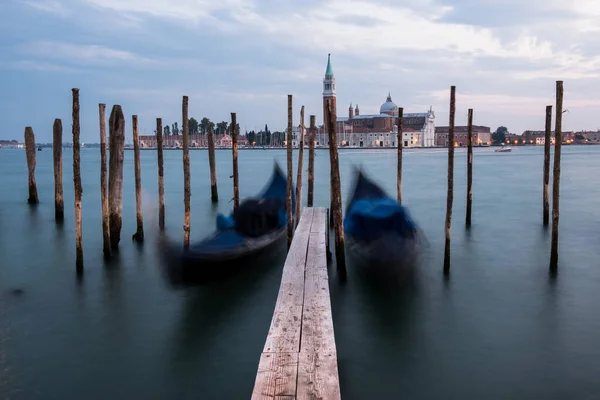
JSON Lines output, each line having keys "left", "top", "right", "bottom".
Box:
{"left": 492, "top": 126, "right": 508, "bottom": 144}
{"left": 228, "top": 122, "right": 241, "bottom": 136}
{"left": 164, "top": 125, "right": 171, "bottom": 136}
{"left": 216, "top": 121, "right": 228, "bottom": 135}
{"left": 189, "top": 117, "right": 199, "bottom": 135}
{"left": 200, "top": 117, "right": 211, "bottom": 134}
{"left": 246, "top": 130, "right": 256, "bottom": 145}
{"left": 172, "top": 122, "right": 179, "bottom": 135}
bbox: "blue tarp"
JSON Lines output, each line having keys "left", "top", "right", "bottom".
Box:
{"left": 343, "top": 197, "right": 416, "bottom": 241}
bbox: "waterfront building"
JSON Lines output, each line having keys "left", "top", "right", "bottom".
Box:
{"left": 315, "top": 54, "right": 436, "bottom": 148}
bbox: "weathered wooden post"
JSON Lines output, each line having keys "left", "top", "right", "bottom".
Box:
{"left": 286, "top": 94, "right": 294, "bottom": 248}
{"left": 466, "top": 108, "right": 473, "bottom": 227}
{"left": 156, "top": 118, "right": 165, "bottom": 231}
{"left": 397, "top": 107, "right": 403, "bottom": 203}
{"left": 72, "top": 88, "right": 83, "bottom": 271}
{"left": 550, "top": 81, "right": 563, "bottom": 273}
{"left": 53, "top": 119, "right": 64, "bottom": 221}
{"left": 207, "top": 127, "right": 218, "bottom": 202}
{"left": 543, "top": 105, "right": 552, "bottom": 226}
{"left": 99, "top": 104, "right": 111, "bottom": 257}
{"left": 443, "top": 86, "right": 456, "bottom": 275}
{"left": 307, "top": 115, "right": 316, "bottom": 207}
{"left": 182, "top": 95, "right": 191, "bottom": 249}
{"left": 24, "top": 127, "right": 38, "bottom": 204}
{"left": 327, "top": 99, "right": 346, "bottom": 278}
{"left": 132, "top": 115, "right": 144, "bottom": 242}
{"left": 231, "top": 112, "right": 239, "bottom": 210}
{"left": 295, "top": 105, "right": 305, "bottom": 227}
{"left": 108, "top": 105, "right": 125, "bottom": 251}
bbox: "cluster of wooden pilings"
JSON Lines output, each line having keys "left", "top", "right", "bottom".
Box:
{"left": 436, "top": 81, "right": 565, "bottom": 276}
{"left": 23, "top": 81, "right": 565, "bottom": 276}
{"left": 22, "top": 90, "right": 340, "bottom": 273}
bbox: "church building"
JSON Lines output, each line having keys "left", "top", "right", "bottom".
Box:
{"left": 315, "top": 54, "right": 436, "bottom": 147}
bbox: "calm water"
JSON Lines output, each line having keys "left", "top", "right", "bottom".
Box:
{"left": 1, "top": 145, "right": 600, "bottom": 399}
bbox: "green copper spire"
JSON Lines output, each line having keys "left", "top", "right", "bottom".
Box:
{"left": 325, "top": 53, "right": 333, "bottom": 76}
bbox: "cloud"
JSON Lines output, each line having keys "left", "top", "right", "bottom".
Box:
{"left": 3, "top": 0, "right": 600, "bottom": 142}
{"left": 19, "top": 41, "right": 159, "bottom": 67}
{"left": 21, "top": 0, "right": 71, "bottom": 16}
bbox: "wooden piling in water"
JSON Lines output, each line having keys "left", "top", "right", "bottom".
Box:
{"left": 53, "top": 119, "right": 63, "bottom": 221}
{"left": 231, "top": 112, "right": 239, "bottom": 210}
{"left": 326, "top": 99, "right": 346, "bottom": 278}
{"left": 132, "top": 115, "right": 144, "bottom": 242}
{"left": 207, "top": 127, "right": 218, "bottom": 202}
{"left": 286, "top": 94, "right": 294, "bottom": 248}
{"left": 307, "top": 115, "right": 316, "bottom": 207}
{"left": 466, "top": 108, "right": 473, "bottom": 227}
{"left": 543, "top": 105, "right": 552, "bottom": 226}
{"left": 550, "top": 81, "right": 563, "bottom": 273}
{"left": 443, "top": 86, "right": 456, "bottom": 275}
{"left": 397, "top": 107, "right": 403, "bottom": 203}
{"left": 182, "top": 96, "right": 191, "bottom": 249}
{"left": 72, "top": 88, "right": 83, "bottom": 271}
{"left": 295, "top": 105, "right": 305, "bottom": 227}
{"left": 108, "top": 105, "right": 125, "bottom": 251}
{"left": 156, "top": 118, "right": 165, "bottom": 231}
{"left": 24, "top": 127, "right": 38, "bottom": 205}
{"left": 99, "top": 104, "right": 111, "bottom": 257}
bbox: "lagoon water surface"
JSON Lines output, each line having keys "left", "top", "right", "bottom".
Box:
{"left": 1, "top": 146, "right": 600, "bottom": 399}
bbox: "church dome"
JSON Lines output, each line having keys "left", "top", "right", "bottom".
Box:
{"left": 380, "top": 93, "right": 398, "bottom": 115}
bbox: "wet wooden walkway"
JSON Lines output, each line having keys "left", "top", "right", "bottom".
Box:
{"left": 251, "top": 207, "right": 341, "bottom": 399}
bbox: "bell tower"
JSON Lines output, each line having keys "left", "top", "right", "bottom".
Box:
{"left": 322, "top": 53, "right": 337, "bottom": 131}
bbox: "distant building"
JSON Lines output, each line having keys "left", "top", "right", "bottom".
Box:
{"left": 139, "top": 133, "right": 247, "bottom": 148}
{"left": 315, "top": 54, "right": 436, "bottom": 147}
{"left": 435, "top": 126, "right": 491, "bottom": 146}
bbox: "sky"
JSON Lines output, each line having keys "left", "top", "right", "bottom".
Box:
{"left": 2, "top": 0, "right": 600, "bottom": 143}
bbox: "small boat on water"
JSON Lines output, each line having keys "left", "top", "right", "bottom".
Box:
{"left": 158, "top": 163, "right": 294, "bottom": 285}
{"left": 494, "top": 143, "right": 512, "bottom": 152}
{"left": 343, "top": 168, "right": 423, "bottom": 275}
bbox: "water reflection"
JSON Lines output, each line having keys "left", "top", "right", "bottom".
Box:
{"left": 165, "top": 245, "right": 285, "bottom": 381}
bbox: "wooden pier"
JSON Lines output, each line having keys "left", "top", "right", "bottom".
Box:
{"left": 251, "top": 207, "right": 341, "bottom": 400}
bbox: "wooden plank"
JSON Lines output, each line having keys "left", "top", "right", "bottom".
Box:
{"left": 263, "top": 208, "right": 314, "bottom": 354}
{"left": 252, "top": 352, "right": 298, "bottom": 400}
{"left": 310, "top": 207, "right": 327, "bottom": 234}
{"left": 254, "top": 208, "right": 340, "bottom": 400}
{"left": 301, "top": 232, "right": 336, "bottom": 354}
{"left": 297, "top": 352, "right": 341, "bottom": 400}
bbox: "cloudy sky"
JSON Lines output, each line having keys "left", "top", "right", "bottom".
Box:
{"left": 2, "top": 0, "right": 600, "bottom": 142}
